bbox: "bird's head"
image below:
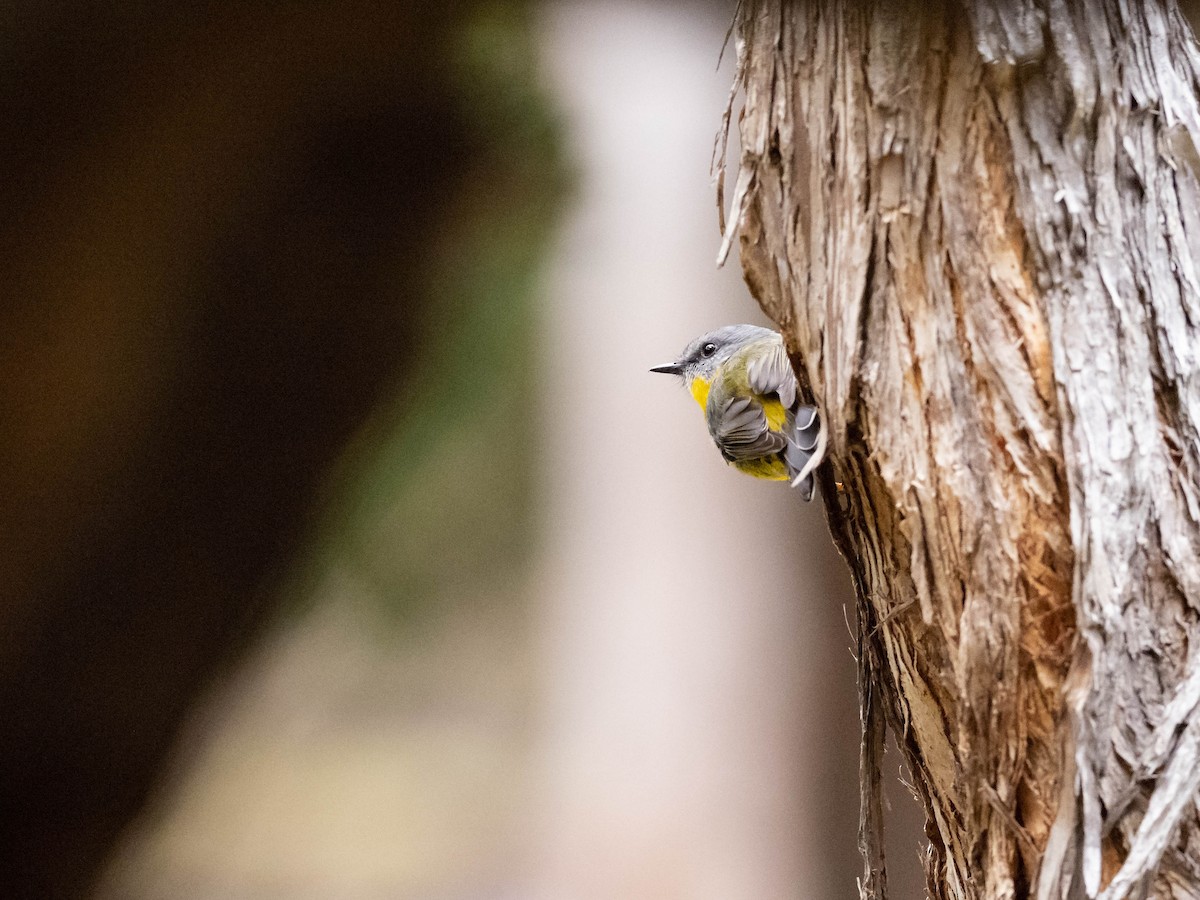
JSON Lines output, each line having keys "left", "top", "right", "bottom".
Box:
{"left": 649, "top": 324, "right": 776, "bottom": 384}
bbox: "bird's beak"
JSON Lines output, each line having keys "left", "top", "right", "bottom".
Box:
{"left": 649, "top": 362, "right": 683, "bottom": 375}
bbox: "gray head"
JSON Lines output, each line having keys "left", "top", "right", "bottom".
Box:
{"left": 650, "top": 324, "right": 776, "bottom": 383}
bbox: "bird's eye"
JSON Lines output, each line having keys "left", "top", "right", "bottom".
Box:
{"left": 701, "top": 342, "right": 718, "bottom": 358}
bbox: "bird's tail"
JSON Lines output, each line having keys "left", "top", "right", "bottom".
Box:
{"left": 784, "top": 406, "right": 827, "bottom": 501}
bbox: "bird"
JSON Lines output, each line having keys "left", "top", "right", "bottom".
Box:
{"left": 651, "top": 324, "right": 826, "bottom": 499}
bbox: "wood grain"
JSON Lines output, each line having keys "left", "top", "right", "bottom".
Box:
{"left": 720, "top": 2, "right": 1200, "bottom": 897}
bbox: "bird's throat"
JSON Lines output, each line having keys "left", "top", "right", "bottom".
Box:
{"left": 688, "top": 376, "right": 710, "bottom": 409}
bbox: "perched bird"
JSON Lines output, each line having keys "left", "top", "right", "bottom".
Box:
{"left": 651, "top": 325, "right": 826, "bottom": 499}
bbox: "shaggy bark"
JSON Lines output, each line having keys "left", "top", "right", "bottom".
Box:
{"left": 719, "top": 2, "right": 1200, "bottom": 898}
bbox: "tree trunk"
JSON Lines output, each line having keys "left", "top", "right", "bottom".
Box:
{"left": 719, "top": 2, "right": 1200, "bottom": 898}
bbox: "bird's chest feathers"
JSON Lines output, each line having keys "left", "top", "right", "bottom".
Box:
{"left": 689, "top": 376, "right": 711, "bottom": 409}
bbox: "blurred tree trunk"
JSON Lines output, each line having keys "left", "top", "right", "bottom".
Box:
{"left": 721, "top": 2, "right": 1200, "bottom": 898}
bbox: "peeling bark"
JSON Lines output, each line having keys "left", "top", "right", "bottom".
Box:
{"left": 719, "top": 2, "right": 1200, "bottom": 898}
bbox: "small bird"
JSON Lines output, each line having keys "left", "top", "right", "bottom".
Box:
{"left": 651, "top": 324, "right": 826, "bottom": 499}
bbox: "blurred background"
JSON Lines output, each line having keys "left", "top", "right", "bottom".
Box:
{"left": 0, "top": 1, "right": 922, "bottom": 897}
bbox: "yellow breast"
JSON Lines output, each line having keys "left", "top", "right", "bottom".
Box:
{"left": 733, "top": 456, "right": 790, "bottom": 480}
{"left": 689, "top": 375, "right": 711, "bottom": 409}
{"left": 760, "top": 396, "right": 787, "bottom": 432}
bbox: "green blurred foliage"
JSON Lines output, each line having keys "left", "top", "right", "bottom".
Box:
{"left": 300, "top": 3, "right": 568, "bottom": 625}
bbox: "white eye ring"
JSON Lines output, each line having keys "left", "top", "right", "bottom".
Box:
{"left": 701, "top": 342, "right": 718, "bottom": 358}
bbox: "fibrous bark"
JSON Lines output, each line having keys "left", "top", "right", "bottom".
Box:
{"left": 719, "top": 2, "right": 1200, "bottom": 898}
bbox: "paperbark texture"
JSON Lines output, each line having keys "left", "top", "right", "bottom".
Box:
{"left": 720, "top": 2, "right": 1200, "bottom": 898}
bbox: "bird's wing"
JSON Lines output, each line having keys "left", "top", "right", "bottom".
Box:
{"left": 746, "top": 339, "right": 797, "bottom": 409}
{"left": 744, "top": 338, "right": 827, "bottom": 496}
{"left": 709, "top": 396, "right": 787, "bottom": 462}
